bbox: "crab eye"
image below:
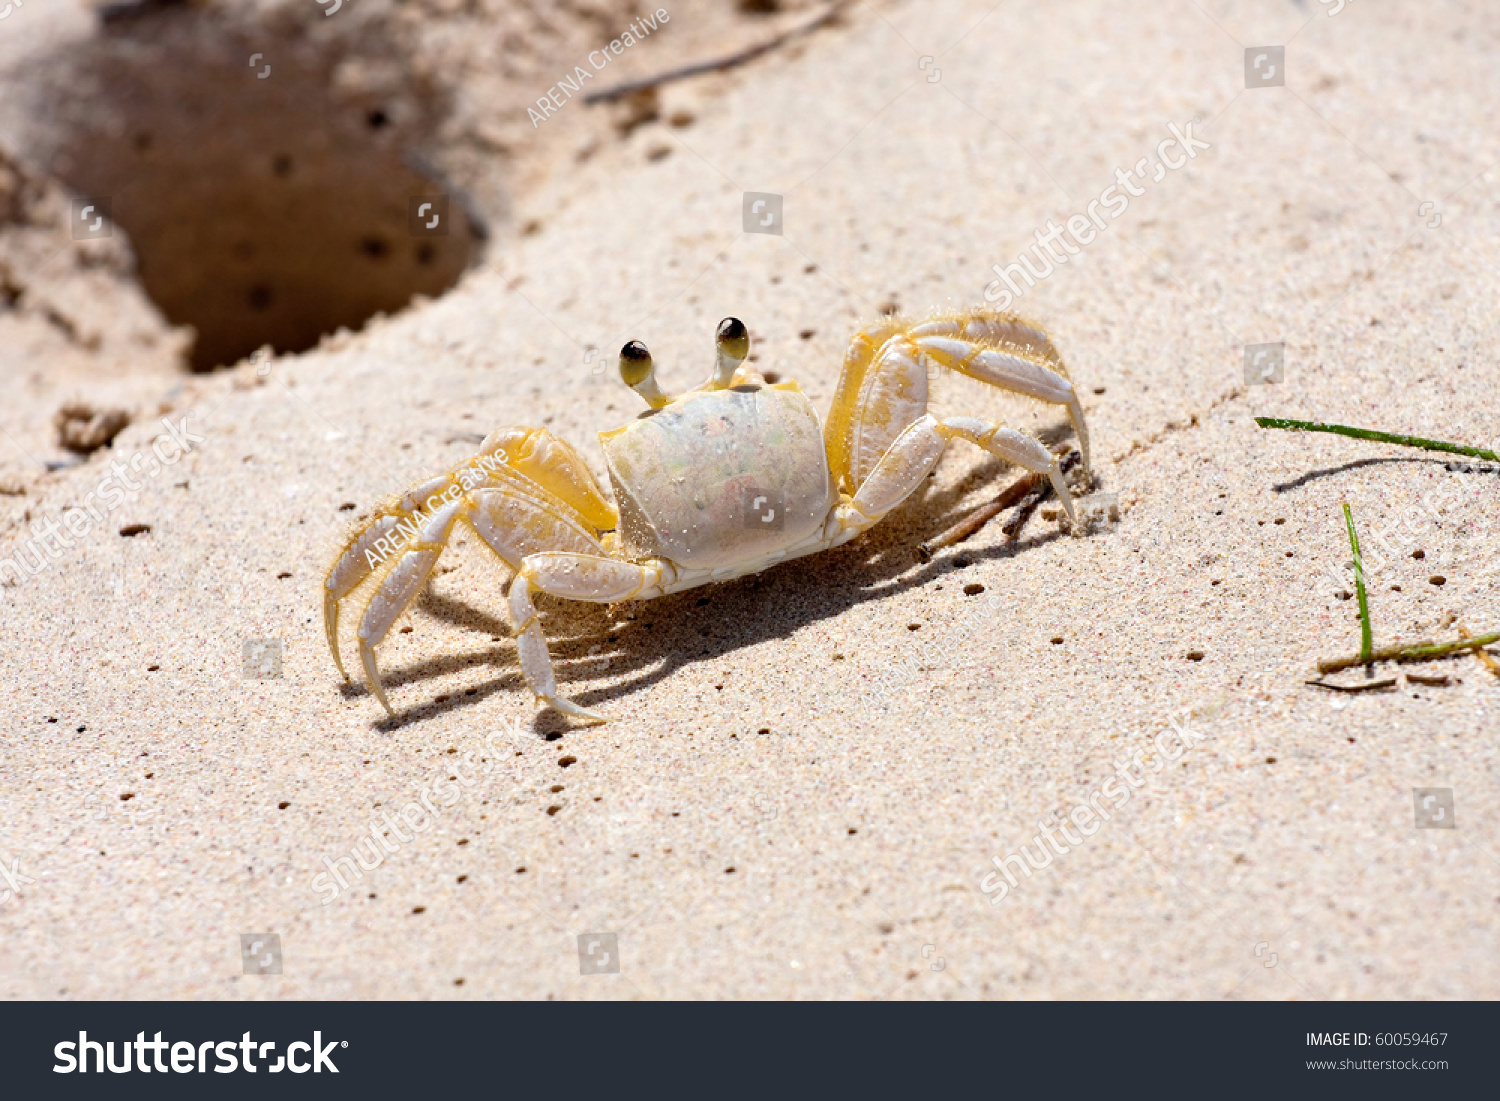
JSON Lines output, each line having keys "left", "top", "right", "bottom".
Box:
{"left": 619, "top": 340, "right": 672, "bottom": 409}
{"left": 716, "top": 317, "right": 749, "bottom": 362}
{"left": 619, "top": 340, "right": 653, "bottom": 386}
{"left": 709, "top": 317, "right": 750, "bottom": 388}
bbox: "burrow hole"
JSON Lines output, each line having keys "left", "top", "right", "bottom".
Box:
{"left": 34, "top": 4, "right": 484, "bottom": 370}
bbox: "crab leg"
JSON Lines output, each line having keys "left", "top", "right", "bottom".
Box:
{"left": 825, "top": 319, "right": 924, "bottom": 493}
{"left": 349, "top": 481, "right": 608, "bottom": 715}
{"left": 907, "top": 310, "right": 1064, "bottom": 366}
{"left": 826, "top": 311, "right": 1090, "bottom": 491}
{"left": 909, "top": 334, "right": 1089, "bottom": 473}
{"left": 834, "top": 413, "right": 1075, "bottom": 539}
{"left": 355, "top": 504, "right": 460, "bottom": 714}
{"left": 328, "top": 485, "right": 610, "bottom": 719}
{"left": 509, "top": 553, "right": 672, "bottom": 722}
{"left": 324, "top": 428, "right": 616, "bottom": 682}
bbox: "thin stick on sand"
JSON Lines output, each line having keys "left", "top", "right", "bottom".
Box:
{"left": 1317, "top": 631, "right": 1500, "bottom": 674}
{"left": 916, "top": 473, "right": 1040, "bottom": 561}
{"left": 584, "top": 3, "right": 849, "bottom": 105}
{"left": 1305, "top": 677, "right": 1397, "bottom": 693}
{"left": 1460, "top": 624, "right": 1500, "bottom": 678}
{"left": 916, "top": 451, "right": 1083, "bottom": 561}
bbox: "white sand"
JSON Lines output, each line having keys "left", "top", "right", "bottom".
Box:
{"left": 1, "top": 0, "right": 1497, "bottom": 999}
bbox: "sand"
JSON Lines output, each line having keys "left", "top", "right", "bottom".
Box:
{"left": 1, "top": 0, "right": 1497, "bottom": 999}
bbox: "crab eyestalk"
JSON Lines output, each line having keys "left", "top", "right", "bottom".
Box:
{"left": 708, "top": 316, "right": 749, "bottom": 389}
{"left": 619, "top": 340, "right": 672, "bottom": 409}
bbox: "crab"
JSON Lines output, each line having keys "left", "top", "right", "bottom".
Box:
{"left": 324, "top": 309, "right": 1092, "bottom": 721}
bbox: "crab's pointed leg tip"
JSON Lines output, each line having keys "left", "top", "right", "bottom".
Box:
{"left": 359, "top": 640, "right": 398, "bottom": 719}
{"left": 1048, "top": 465, "right": 1078, "bottom": 526}
{"left": 549, "top": 696, "right": 610, "bottom": 724}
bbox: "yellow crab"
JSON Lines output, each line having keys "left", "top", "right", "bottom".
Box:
{"left": 324, "top": 310, "right": 1092, "bottom": 721}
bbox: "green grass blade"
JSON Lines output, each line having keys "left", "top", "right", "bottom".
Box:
{"left": 1342, "top": 502, "right": 1373, "bottom": 663}
{"left": 1254, "top": 417, "right": 1500, "bottom": 463}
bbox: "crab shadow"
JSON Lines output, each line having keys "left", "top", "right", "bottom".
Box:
{"left": 349, "top": 449, "right": 1086, "bottom": 734}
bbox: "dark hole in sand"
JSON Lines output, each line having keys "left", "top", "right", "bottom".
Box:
{"left": 32, "top": 5, "right": 484, "bottom": 370}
